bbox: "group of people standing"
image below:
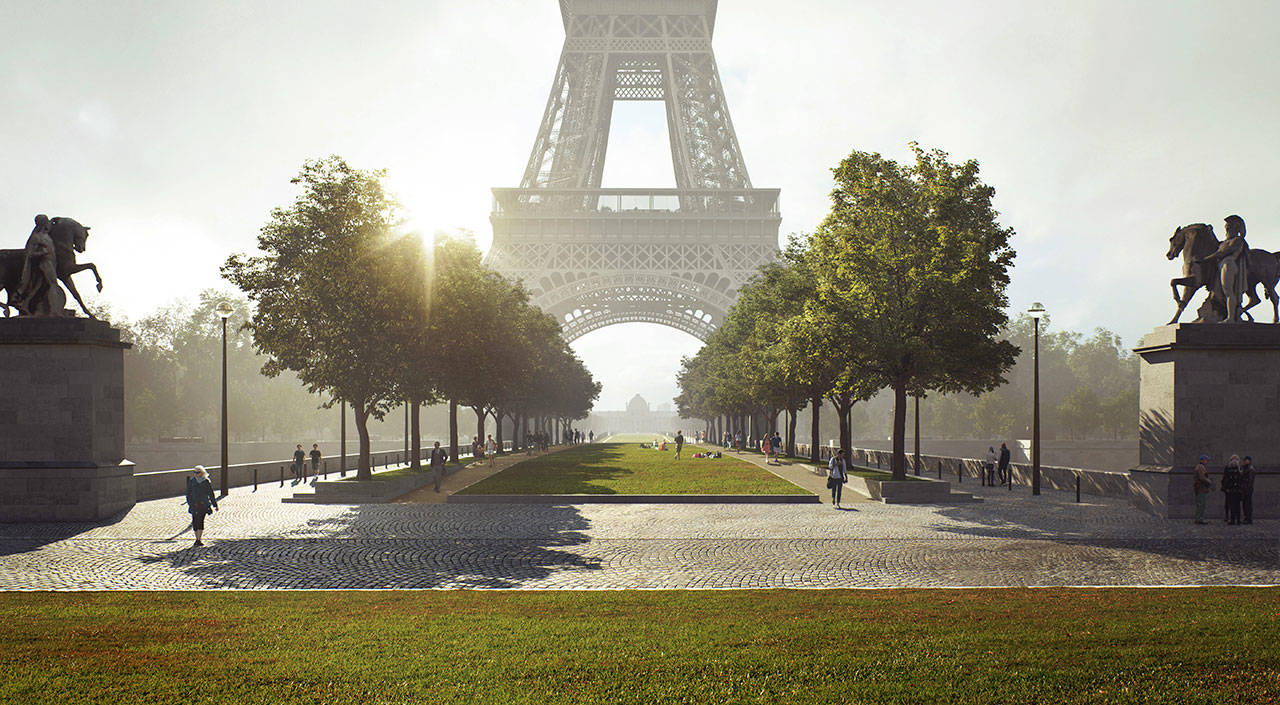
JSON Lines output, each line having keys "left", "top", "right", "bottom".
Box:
{"left": 1193, "top": 454, "right": 1257, "bottom": 525}
{"left": 983, "top": 443, "right": 1013, "bottom": 486}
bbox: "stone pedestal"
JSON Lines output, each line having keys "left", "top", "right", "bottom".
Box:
{"left": 0, "top": 318, "right": 134, "bottom": 521}
{"left": 1131, "top": 323, "right": 1280, "bottom": 519}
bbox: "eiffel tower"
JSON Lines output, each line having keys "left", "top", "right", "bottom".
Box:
{"left": 486, "top": 0, "right": 780, "bottom": 342}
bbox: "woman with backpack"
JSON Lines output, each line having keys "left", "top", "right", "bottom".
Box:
{"left": 185, "top": 466, "right": 218, "bottom": 547}
{"left": 828, "top": 449, "right": 849, "bottom": 508}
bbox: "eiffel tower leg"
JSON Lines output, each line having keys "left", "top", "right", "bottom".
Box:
{"left": 667, "top": 52, "right": 752, "bottom": 190}
{"left": 521, "top": 50, "right": 614, "bottom": 192}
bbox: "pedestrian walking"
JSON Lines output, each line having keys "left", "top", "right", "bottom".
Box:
{"left": 292, "top": 444, "right": 306, "bottom": 480}
{"left": 589, "top": 430, "right": 594, "bottom": 443}
{"left": 761, "top": 435, "right": 773, "bottom": 465}
{"left": 185, "top": 465, "right": 218, "bottom": 546}
{"left": 674, "top": 430, "right": 684, "bottom": 460}
{"left": 827, "top": 449, "right": 849, "bottom": 508}
{"left": 429, "top": 441, "right": 448, "bottom": 493}
{"left": 1222, "top": 455, "right": 1244, "bottom": 525}
{"left": 486, "top": 434, "right": 497, "bottom": 465}
{"left": 734, "top": 431, "right": 743, "bottom": 453}
{"left": 471, "top": 436, "right": 481, "bottom": 461}
{"left": 310, "top": 443, "right": 322, "bottom": 478}
{"left": 984, "top": 446, "right": 997, "bottom": 486}
{"left": 997, "top": 442, "right": 1011, "bottom": 485}
{"left": 1193, "top": 454, "right": 1212, "bottom": 525}
{"left": 771, "top": 431, "right": 783, "bottom": 464}
{"left": 1241, "top": 455, "right": 1256, "bottom": 524}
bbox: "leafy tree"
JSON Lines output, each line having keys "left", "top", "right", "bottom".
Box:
{"left": 1100, "top": 388, "right": 1137, "bottom": 440}
{"left": 222, "top": 156, "right": 406, "bottom": 480}
{"left": 1058, "top": 386, "right": 1101, "bottom": 440}
{"left": 810, "top": 145, "right": 1019, "bottom": 479}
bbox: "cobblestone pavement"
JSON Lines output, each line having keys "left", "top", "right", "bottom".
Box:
{"left": 1, "top": 477, "right": 1276, "bottom": 590}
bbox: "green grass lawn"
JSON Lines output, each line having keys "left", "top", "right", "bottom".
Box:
{"left": 2, "top": 589, "right": 1277, "bottom": 704}
{"left": 458, "top": 442, "right": 808, "bottom": 495}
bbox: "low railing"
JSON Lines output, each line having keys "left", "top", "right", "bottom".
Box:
{"left": 793, "top": 443, "right": 1132, "bottom": 500}
{"left": 135, "top": 439, "right": 518, "bottom": 501}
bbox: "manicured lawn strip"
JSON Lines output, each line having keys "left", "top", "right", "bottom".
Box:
{"left": 457, "top": 442, "right": 808, "bottom": 495}
{"left": 2, "top": 589, "right": 1277, "bottom": 704}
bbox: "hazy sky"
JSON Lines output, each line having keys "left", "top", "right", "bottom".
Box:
{"left": 4, "top": 1, "right": 1279, "bottom": 410}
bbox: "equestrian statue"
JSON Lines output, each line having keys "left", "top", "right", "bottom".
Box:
{"left": 1166, "top": 214, "right": 1278, "bottom": 324}
{"left": 1, "top": 214, "right": 102, "bottom": 318}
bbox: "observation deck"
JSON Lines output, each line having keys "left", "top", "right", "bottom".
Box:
{"left": 492, "top": 188, "right": 779, "bottom": 218}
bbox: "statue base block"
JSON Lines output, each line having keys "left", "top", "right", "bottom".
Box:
{"left": 1132, "top": 323, "right": 1280, "bottom": 519}
{"left": 0, "top": 317, "right": 135, "bottom": 522}
{"left": 0, "top": 462, "right": 136, "bottom": 522}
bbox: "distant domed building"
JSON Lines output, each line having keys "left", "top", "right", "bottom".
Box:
{"left": 626, "top": 394, "right": 650, "bottom": 416}
{"left": 583, "top": 393, "right": 681, "bottom": 436}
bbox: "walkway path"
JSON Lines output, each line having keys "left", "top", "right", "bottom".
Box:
{"left": 700, "top": 445, "right": 866, "bottom": 501}
{"left": 0, "top": 454, "right": 1276, "bottom": 590}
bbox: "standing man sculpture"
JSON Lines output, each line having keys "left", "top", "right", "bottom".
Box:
{"left": 2, "top": 214, "right": 101, "bottom": 318}
{"left": 1198, "top": 215, "right": 1250, "bottom": 323}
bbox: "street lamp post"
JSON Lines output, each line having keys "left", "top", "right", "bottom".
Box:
{"left": 215, "top": 301, "right": 234, "bottom": 497}
{"left": 340, "top": 401, "right": 346, "bottom": 477}
{"left": 1028, "top": 302, "right": 1046, "bottom": 496}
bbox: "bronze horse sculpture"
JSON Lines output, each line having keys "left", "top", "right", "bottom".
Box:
{"left": 1, "top": 216, "right": 102, "bottom": 318}
{"left": 1167, "top": 223, "right": 1280, "bottom": 324}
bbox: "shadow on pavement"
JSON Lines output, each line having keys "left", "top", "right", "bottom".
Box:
{"left": 133, "top": 503, "right": 601, "bottom": 589}
{"left": 927, "top": 500, "right": 1280, "bottom": 572}
{"left": 0, "top": 506, "right": 139, "bottom": 557}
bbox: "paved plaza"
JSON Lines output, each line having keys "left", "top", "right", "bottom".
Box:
{"left": 1, "top": 460, "right": 1276, "bottom": 590}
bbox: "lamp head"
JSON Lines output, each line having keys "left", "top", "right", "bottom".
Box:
{"left": 215, "top": 301, "right": 234, "bottom": 320}
{"left": 1027, "top": 302, "right": 1046, "bottom": 320}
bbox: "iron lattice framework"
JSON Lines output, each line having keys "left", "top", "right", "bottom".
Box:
{"left": 487, "top": 0, "right": 780, "bottom": 341}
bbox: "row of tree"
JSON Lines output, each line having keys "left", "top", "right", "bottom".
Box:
{"left": 793, "top": 317, "right": 1139, "bottom": 444}
{"left": 677, "top": 145, "right": 1019, "bottom": 480}
{"left": 222, "top": 156, "right": 599, "bottom": 480}
{"left": 104, "top": 291, "right": 339, "bottom": 444}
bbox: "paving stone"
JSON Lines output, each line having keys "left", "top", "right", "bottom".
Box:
{"left": 0, "top": 478, "right": 1276, "bottom": 590}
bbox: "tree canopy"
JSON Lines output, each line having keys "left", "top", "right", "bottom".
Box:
{"left": 677, "top": 144, "right": 1019, "bottom": 479}
{"left": 224, "top": 157, "right": 598, "bottom": 479}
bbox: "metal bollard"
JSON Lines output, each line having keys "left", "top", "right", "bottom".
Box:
{"left": 937, "top": 459, "right": 942, "bottom": 480}
{"left": 956, "top": 461, "right": 961, "bottom": 483}
{"left": 279, "top": 466, "right": 284, "bottom": 487}
{"left": 253, "top": 468, "right": 258, "bottom": 492}
{"left": 324, "top": 460, "right": 328, "bottom": 479}
{"left": 1076, "top": 475, "right": 1081, "bottom": 503}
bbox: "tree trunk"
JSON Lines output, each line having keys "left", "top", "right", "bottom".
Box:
{"left": 829, "top": 392, "right": 854, "bottom": 460}
{"left": 891, "top": 379, "right": 908, "bottom": 480}
{"left": 448, "top": 399, "right": 459, "bottom": 464}
{"left": 495, "top": 407, "right": 505, "bottom": 454}
{"left": 809, "top": 395, "right": 821, "bottom": 462}
{"left": 555, "top": 417, "right": 560, "bottom": 444}
{"left": 786, "top": 406, "right": 798, "bottom": 457}
{"left": 410, "top": 400, "right": 421, "bottom": 470}
{"left": 354, "top": 402, "right": 373, "bottom": 481}
{"left": 474, "top": 406, "right": 485, "bottom": 446}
